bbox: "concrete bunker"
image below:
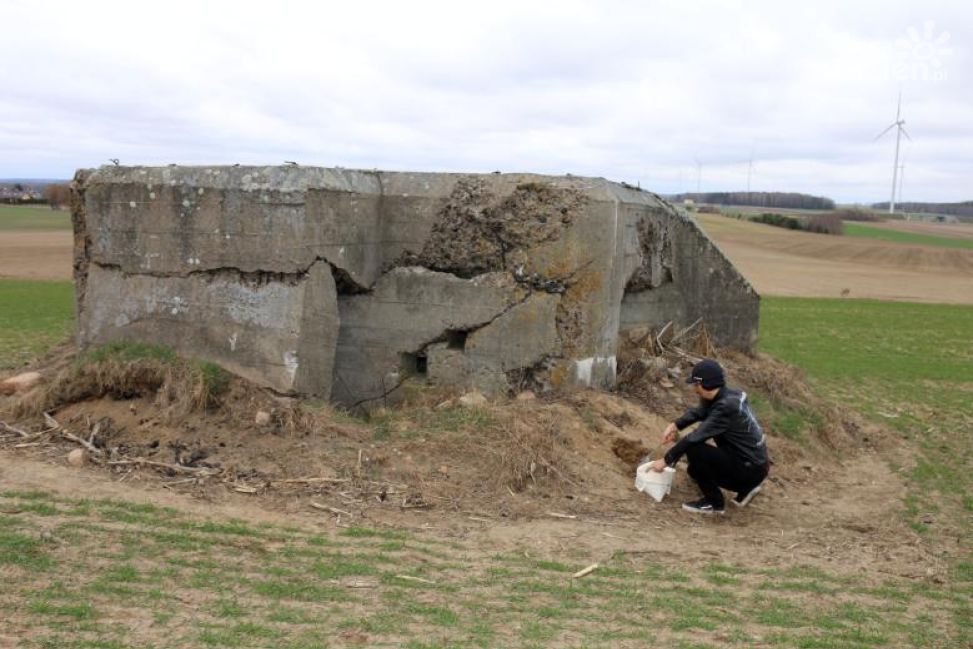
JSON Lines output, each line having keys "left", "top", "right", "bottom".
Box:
{"left": 71, "top": 166, "right": 759, "bottom": 407}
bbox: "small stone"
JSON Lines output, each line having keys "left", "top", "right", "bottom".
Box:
{"left": 438, "top": 464, "right": 449, "bottom": 475}
{"left": 255, "top": 410, "right": 272, "bottom": 426}
{"left": 659, "top": 379, "right": 675, "bottom": 389}
{"left": 458, "top": 391, "right": 487, "bottom": 407}
{"left": 67, "top": 448, "right": 87, "bottom": 467}
{"left": 515, "top": 391, "right": 536, "bottom": 402}
{"left": 0, "top": 371, "right": 42, "bottom": 395}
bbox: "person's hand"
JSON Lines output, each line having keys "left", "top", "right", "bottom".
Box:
{"left": 649, "top": 459, "right": 668, "bottom": 473}
{"left": 662, "top": 422, "right": 678, "bottom": 445}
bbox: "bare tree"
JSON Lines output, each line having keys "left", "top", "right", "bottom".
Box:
{"left": 42, "top": 183, "right": 71, "bottom": 210}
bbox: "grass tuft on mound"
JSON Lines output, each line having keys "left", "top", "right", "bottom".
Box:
{"left": 12, "top": 341, "right": 230, "bottom": 418}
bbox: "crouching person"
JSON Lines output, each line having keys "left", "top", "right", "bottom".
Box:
{"left": 648, "top": 359, "right": 769, "bottom": 515}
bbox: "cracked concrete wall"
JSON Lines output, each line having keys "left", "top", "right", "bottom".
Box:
{"left": 72, "top": 165, "right": 758, "bottom": 405}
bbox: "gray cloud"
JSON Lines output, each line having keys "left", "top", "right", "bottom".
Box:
{"left": 1, "top": 0, "right": 969, "bottom": 203}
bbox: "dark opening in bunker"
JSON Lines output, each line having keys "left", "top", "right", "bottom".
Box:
{"left": 400, "top": 352, "right": 428, "bottom": 376}
{"left": 446, "top": 330, "right": 468, "bottom": 350}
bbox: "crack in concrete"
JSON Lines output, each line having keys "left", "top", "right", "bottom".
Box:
{"left": 348, "top": 288, "right": 545, "bottom": 410}
{"left": 87, "top": 257, "right": 343, "bottom": 289}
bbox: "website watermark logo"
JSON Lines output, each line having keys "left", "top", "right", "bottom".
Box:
{"left": 893, "top": 20, "right": 951, "bottom": 82}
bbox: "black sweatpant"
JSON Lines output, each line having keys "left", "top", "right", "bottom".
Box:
{"left": 685, "top": 443, "right": 768, "bottom": 507}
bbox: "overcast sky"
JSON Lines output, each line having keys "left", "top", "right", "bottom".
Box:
{"left": 2, "top": 0, "right": 969, "bottom": 203}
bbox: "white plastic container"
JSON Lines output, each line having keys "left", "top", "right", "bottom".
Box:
{"left": 635, "top": 461, "right": 676, "bottom": 502}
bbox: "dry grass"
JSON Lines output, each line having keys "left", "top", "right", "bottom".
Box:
{"left": 475, "top": 409, "right": 572, "bottom": 493}
{"left": 7, "top": 342, "right": 229, "bottom": 421}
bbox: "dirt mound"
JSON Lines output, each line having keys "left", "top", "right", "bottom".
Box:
{"left": 0, "top": 339, "right": 869, "bottom": 528}
{"left": 2, "top": 346, "right": 670, "bottom": 520}
{"left": 5, "top": 344, "right": 937, "bottom": 588}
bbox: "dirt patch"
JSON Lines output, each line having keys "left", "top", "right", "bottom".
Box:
{"left": 695, "top": 213, "right": 973, "bottom": 304}
{"left": 611, "top": 437, "right": 650, "bottom": 472}
{"left": 408, "top": 178, "right": 587, "bottom": 278}
{"left": 0, "top": 230, "right": 73, "bottom": 280}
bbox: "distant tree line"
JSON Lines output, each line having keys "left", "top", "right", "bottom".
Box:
{"left": 673, "top": 191, "right": 835, "bottom": 210}
{"left": 749, "top": 212, "right": 843, "bottom": 235}
{"left": 871, "top": 201, "right": 973, "bottom": 217}
{"left": 42, "top": 183, "right": 72, "bottom": 209}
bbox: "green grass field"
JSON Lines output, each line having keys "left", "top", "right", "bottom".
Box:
{"left": 0, "top": 490, "right": 966, "bottom": 649}
{"left": 0, "top": 204, "right": 71, "bottom": 231}
{"left": 842, "top": 222, "right": 973, "bottom": 250}
{"left": 760, "top": 297, "right": 973, "bottom": 536}
{"left": 0, "top": 280, "right": 74, "bottom": 369}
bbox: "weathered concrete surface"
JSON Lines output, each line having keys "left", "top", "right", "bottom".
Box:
{"left": 620, "top": 209, "right": 760, "bottom": 348}
{"left": 72, "top": 165, "right": 758, "bottom": 404}
{"left": 332, "top": 267, "right": 525, "bottom": 406}
{"left": 422, "top": 292, "right": 562, "bottom": 398}
{"left": 79, "top": 261, "right": 338, "bottom": 395}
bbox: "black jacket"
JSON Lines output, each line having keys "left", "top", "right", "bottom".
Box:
{"left": 664, "top": 387, "right": 768, "bottom": 467}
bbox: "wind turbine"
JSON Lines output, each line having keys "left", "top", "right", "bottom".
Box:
{"left": 875, "top": 93, "right": 911, "bottom": 214}
{"left": 897, "top": 163, "right": 905, "bottom": 205}
{"left": 693, "top": 157, "right": 702, "bottom": 194}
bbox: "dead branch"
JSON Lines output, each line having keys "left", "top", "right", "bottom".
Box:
{"left": 572, "top": 563, "right": 599, "bottom": 579}
{"left": 655, "top": 321, "right": 673, "bottom": 353}
{"left": 60, "top": 429, "right": 102, "bottom": 456}
{"left": 269, "top": 477, "right": 350, "bottom": 486}
{"left": 106, "top": 458, "right": 220, "bottom": 476}
{"left": 394, "top": 574, "right": 437, "bottom": 585}
{"left": 310, "top": 502, "right": 353, "bottom": 516}
{"left": 671, "top": 317, "right": 703, "bottom": 343}
{"left": 0, "top": 421, "right": 31, "bottom": 438}
{"left": 162, "top": 477, "right": 199, "bottom": 487}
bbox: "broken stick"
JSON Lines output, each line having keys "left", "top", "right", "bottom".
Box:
{"left": 310, "top": 502, "right": 353, "bottom": 516}
{"left": 269, "top": 477, "right": 350, "bottom": 486}
{"left": 572, "top": 563, "right": 599, "bottom": 579}
{"left": 106, "top": 458, "right": 219, "bottom": 476}
{"left": 61, "top": 430, "right": 102, "bottom": 455}
{"left": 394, "top": 574, "right": 437, "bottom": 585}
{"left": 0, "top": 421, "right": 31, "bottom": 438}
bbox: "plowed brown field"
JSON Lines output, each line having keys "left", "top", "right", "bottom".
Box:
{"left": 695, "top": 213, "right": 973, "bottom": 304}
